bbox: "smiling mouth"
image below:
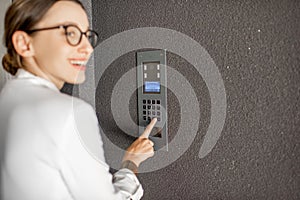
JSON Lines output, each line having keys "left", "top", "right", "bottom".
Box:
{"left": 70, "top": 60, "right": 87, "bottom": 71}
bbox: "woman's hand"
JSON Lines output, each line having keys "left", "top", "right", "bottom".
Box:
{"left": 122, "top": 118, "right": 157, "bottom": 167}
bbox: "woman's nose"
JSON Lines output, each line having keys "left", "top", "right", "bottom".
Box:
{"left": 78, "top": 35, "right": 93, "bottom": 55}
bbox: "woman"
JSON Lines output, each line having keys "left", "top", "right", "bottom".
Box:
{"left": 0, "top": 0, "right": 156, "bottom": 199}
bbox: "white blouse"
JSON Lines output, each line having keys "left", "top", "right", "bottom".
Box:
{"left": 0, "top": 69, "right": 143, "bottom": 200}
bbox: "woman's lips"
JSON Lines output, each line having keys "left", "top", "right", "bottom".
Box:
{"left": 70, "top": 59, "right": 87, "bottom": 71}
{"left": 71, "top": 64, "right": 86, "bottom": 71}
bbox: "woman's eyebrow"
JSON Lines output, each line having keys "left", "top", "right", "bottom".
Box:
{"left": 60, "top": 21, "right": 90, "bottom": 30}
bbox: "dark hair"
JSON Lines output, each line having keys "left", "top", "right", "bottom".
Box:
{"left": 2, "top": 0, "right": 85, "bottom": 75}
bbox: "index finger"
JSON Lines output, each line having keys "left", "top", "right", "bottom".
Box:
{"left": 140, "top": 118, "right": 157, "bottom": 138}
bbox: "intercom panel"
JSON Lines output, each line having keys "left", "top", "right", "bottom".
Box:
{"left": 137, "top": 50, "right": 167, "bottom": 151}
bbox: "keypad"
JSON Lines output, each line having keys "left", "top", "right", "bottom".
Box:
{"left": 142, "top": 99, "right": 161, "bottom": 122}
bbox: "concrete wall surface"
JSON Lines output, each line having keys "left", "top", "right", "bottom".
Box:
{"left": 92, "top": 0, "right": 299, "bottom": 199}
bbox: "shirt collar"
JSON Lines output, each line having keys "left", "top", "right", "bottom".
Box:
{"left": 15, "top": 68, "right": 60, "bottom": 92}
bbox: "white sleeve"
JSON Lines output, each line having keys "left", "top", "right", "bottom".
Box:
{"left": 58, "top": 101, "right": 143, "bottom": 200}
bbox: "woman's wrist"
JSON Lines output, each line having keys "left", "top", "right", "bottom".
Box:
{"left": 121, "top": 160, "right": 138, "bottom": 174}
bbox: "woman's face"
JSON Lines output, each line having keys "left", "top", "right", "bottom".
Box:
{"left": 29, "top": 1, "right": 93, "bottom": 89}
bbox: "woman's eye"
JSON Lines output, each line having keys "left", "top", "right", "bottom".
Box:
{"left": 66, "top": 31, "right": 76, "bottom": 37}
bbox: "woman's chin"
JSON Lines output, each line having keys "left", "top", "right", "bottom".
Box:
{"left": 69, "top": 73, "right": 86, "bottom": 85}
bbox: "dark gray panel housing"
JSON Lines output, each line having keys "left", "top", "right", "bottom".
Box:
{"left": 137, "top": 50, "right": 167, "bottom": 150}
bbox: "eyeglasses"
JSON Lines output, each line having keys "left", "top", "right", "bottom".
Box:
{"left": 26, "top": 24, "right": 99, "bottom": 48}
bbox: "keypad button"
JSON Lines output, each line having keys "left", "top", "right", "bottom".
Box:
{"left": 143, "top": 99, "right": 146, "bottom": 104}
{"left": 152, "top": 111, "right": 156, "bottom": 115}
{"left": 143, "top": 105, "right": 146, "bottom": 109}
{"left": 147, "top": 100, "right": 151, "bottom": 104}
{"left": 157, "top": 117, "right": 161, "bottom": 121}
{"left": 152, "top": 106, "right": 155, "bottom": 109}
{"left": 152, "top": 100, "right": 155, "bottom": 104}
{"left": 148, "top": 117, "right": 151, "bottom": 121}
{"left": 143, "top": 111, "right": 146, "bottom": 115}
{"left": 143, "top": 116, "right": 147, "bottom": 120}
{"left": 157, "top": 106, "right": 160, "bottom": 110}
{"left": 157, "top": 100, "right": 161, "bottom": 104}
{"left": 147, "top": 105, "right": 151, "bottom": 109}
{"left": 157, "top": 111, "right": 161, "bottom": 116}
{"left": 148, "top": 111, "right": 151, "bottom": 115}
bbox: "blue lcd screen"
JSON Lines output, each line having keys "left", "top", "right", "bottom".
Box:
{"left": 144, "top": 81, "right": 160, "bottom": 93}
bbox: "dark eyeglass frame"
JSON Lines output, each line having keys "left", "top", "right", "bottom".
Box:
{"left": 25, "top": 24, "right": 99, "bottom": 48}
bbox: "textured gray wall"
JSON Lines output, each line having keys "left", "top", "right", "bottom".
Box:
{"left": 92, "top": 0, "right": 299, "bottom": 199}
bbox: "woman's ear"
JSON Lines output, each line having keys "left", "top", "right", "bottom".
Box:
{"left": 12, "top": 31, "right": 34, "bottom": 57}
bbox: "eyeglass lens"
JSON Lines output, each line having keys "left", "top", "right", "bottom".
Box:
{"left": 65, "top": 26, "right": 98, "bottom": 48}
